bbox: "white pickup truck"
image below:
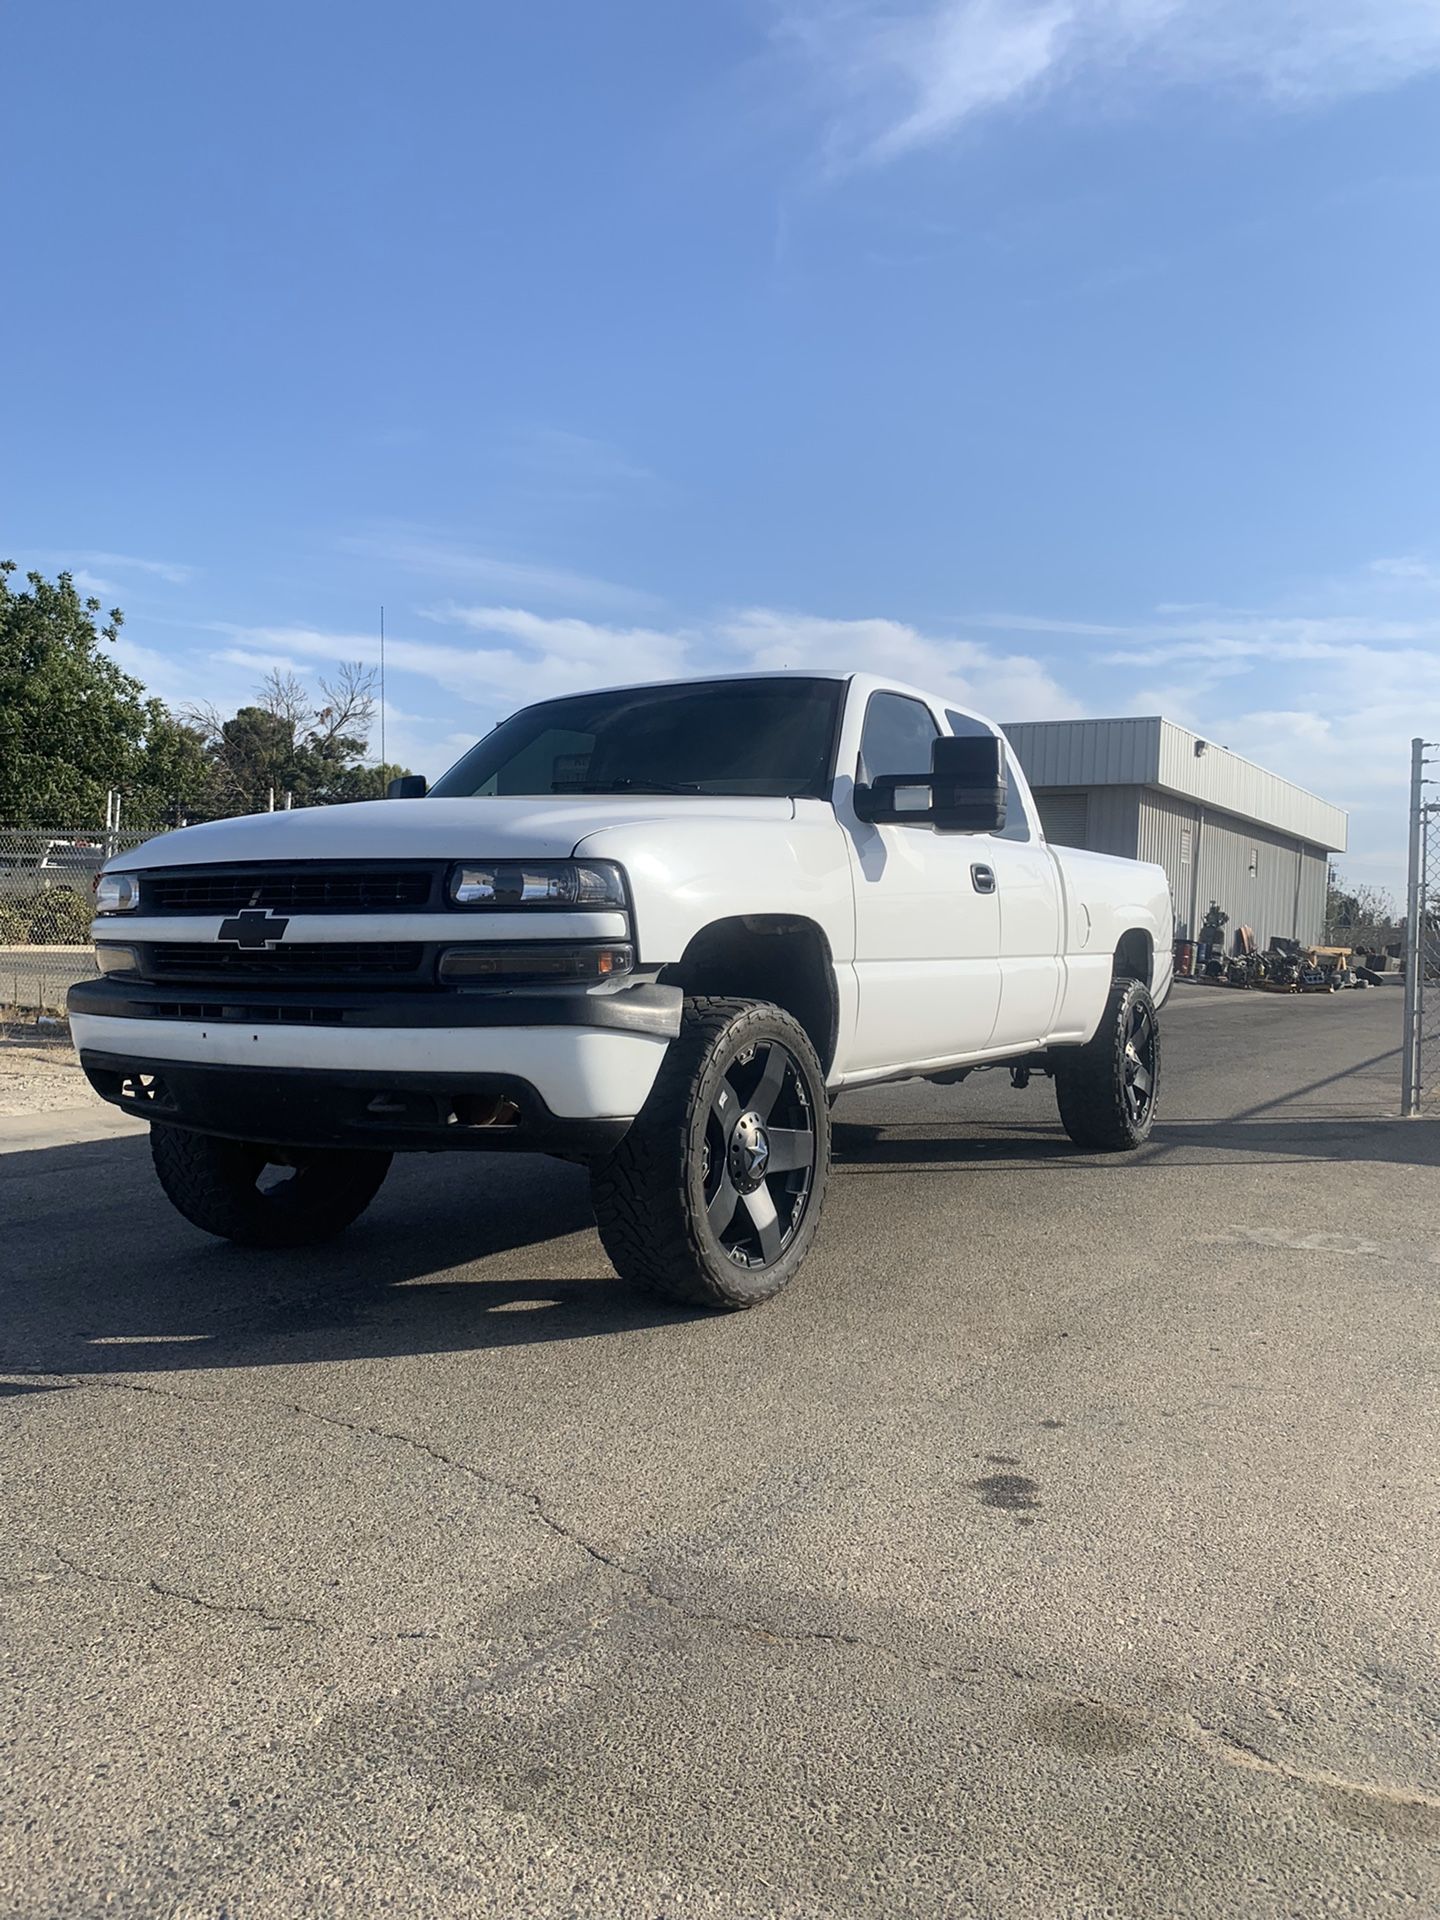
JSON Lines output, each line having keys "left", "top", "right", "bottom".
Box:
{"left": 72, "top": 672, "right": 1172, "bottom": 1307}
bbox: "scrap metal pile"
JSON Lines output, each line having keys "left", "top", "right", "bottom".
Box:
{"left": 1179, "top": 930, "right": 1386, "bottom": 993}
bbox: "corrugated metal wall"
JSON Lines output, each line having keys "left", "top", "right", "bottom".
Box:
{"left": 1135, "top": 788, "right": 1195, "bottom": 920}
{"left": 1035, "top": 792, "right": 1088, "bottom": 848}
{"left": 1298, "top": 844, "right": 1328, "bottom": 944}
{"left": 1137, "top": 792, "right": 1328, "bottom": 943}
{"left": 1083, "top": 785, "right": 1140, "bottom": 857}
{"left": 1003, "top": 717, "right": 1161, "bottom": 789}
{"left": 1028, "top": 780, "right": 1330, "bottom": 943}
{"left": 1156, "top": 721, "right": 1348, "bottom": 852}
{"left": 1004, "top": 715, "right": 1348, "bottom": 853}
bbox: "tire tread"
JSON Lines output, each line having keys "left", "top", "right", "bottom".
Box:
{"left": 150, "top": 1125, "right": 390, "bottom": 1246}
{"left": 1053, "top": 977, "right": 1159, "bottom": 1152}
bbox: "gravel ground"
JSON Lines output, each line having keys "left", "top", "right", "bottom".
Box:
{"left": 0, "top": 1035, "right": 89, "bottom": 1115}
{"left": 2, "top": 985, "right": 1437, "bottom": 1919}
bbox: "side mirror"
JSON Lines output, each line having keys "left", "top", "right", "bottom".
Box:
{"left": 852, "top": 733, "right": 1008, "bottom": 833}
{"left": 929, "top": 733, "right": 1007, "bottom": 833}
{"left": 387, "top": 774, "right": 428, "bottom": 799}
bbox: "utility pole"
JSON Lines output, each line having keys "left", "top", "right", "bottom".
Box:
{"left": 379, "top": 605, "right": 386, "bottom": 773}
{"left": 1402, "top": 737, "right": 1432, "bottom": 1115}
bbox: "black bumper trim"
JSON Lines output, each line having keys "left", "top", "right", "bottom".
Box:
{"left": 77, "top": 1051, "right": 633, "bottom": 1157}
{"left": 68, "top": 973, "right": 683, "bottom": 1037}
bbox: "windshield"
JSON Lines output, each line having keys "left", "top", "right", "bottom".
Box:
{"left": 430, "top": 677, "right": 845, "bottom": 800}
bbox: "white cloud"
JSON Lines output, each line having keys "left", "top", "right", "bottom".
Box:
{"left": 777, "top": 0, "right": 1440, "bottom": 168}
{"left": 722, "top": 607, "right": 1083, "bottom": 718}
{"left": 423, "top": 603, "right": 693, "bottom": 689}
{"left": 217, "top": 607, "right": 696, "bottom": 713}
{"left": 207, "top": 603, "right": 1088, "bottom": 779}
{"left": 1369, "top": 554, "right": 1440, "bottom": 585}
{"left": 1062, "top": 596, "right": 1440, "bottom": 889}
{"left": 112, "top": 636, "right": 259, "bottom": 714}
{"left": 71, "top": 570, "right": 121, "bottom": 600}
{"left": 510, "top": 426, "right": 654, "bottom": 487}
{"left": 157, "top": 564, "right": 1437, "bottom": 894}
{"left": 337, "top": 527, "right": 660, "bottom": 614}
{"left": 43, "top": 549, "right": 195, "bottom": 585}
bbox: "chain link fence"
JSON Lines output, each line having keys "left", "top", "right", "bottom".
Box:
{"left": 1401, "top": 739, "right": 1440, "bottom": 1113}
{"left": 0, "top": 823, "right": 160, "bottom": 1027}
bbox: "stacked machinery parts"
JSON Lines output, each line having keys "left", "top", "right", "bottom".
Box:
{"left": 1179, "top": 930, "right": 1374, "bottom": 993}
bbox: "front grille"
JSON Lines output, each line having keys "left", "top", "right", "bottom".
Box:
{"left": 133, "top": 1002, "right": 350, "bottom": 1026}
{"left": 143, "top": 866, "right": 436, "bottom": 914}
{"left": 141, "top": 943, "right": 427, "bottom": 985}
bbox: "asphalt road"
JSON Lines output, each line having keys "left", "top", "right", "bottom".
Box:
{"left": 3, "top": 987, "right": 1438, "bottom": 1919}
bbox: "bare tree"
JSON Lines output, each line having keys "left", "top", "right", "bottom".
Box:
{"left": 1325, "top": 869, "right": 1400, "bottom": 946}
{"left": 309, "top": 661, "right": 377, "bottom": 752}
{"left": 178, "top": 662, "right": 390, "bottom": 813}
{"left": 258, "top": 669, "right": 311, "bottom": 737}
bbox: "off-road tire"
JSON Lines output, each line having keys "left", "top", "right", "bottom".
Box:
{"left": 591, "top": 997, "right": 830, "bottom": 1309}
{"left": 150, "top": 1124, "right": 392, "bottom": 1247}
{"left": 1053, "top": 977, "right": 1160, "bottom": 1152}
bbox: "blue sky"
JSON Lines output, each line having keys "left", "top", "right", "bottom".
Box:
{"left": 5, "top": 0, "right": 1440, "bottom": 891}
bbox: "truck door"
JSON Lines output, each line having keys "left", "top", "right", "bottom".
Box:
{"left": 840, "top": 691, "right": 1002, "bottom": 1072}
{"left": 945, "top": 712, "right": 1063, "bottom": 1046}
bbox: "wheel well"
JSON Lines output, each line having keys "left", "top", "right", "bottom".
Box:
{"left": 1113, "top": 928, "right": 1154, "bottom": 988}
{"left": 659, "top": 916, "right": 839, "bottom": 1074}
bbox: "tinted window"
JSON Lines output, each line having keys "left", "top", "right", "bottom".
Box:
{"left": 945, "top": 708, "right": 1031, "bottom": 841}
{"left": 859, "top": 693, "right": 939, "bottom": 783}
{"left": 431, "top": 678, "right": 844, "bottom": 800}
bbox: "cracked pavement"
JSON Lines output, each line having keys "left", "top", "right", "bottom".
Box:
{"left": 3, "top": 988, "right": 1438, "bottom": 1917}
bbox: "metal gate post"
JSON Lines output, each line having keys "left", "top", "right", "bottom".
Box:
{"left": 1402, "top": 738, "right": 1437, "bottom": 1115}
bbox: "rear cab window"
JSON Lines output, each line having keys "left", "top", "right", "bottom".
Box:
{"left": 944, "top": 708, "right": 1033, "bottom": 842}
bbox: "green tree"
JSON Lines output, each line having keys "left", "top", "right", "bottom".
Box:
{"left": 0, "top": 562, "right": 212, "bottom": 825}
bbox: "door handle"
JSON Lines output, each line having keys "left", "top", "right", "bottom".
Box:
{"left": 971, "top": 863, "right": 997, "bottom": 894}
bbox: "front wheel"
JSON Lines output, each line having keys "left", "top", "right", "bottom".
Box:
{"left": 150, "top": 1125, "right": 392, "bottom": 1247}
{"left": 1053, "top": 978, "right": 1160, "bottom": 1151}
{"left": 590, "top": 997, "right": 830, "bottom": 1309}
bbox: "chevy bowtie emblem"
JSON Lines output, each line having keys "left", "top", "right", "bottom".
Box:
{"left": 216, "top": 908, "right": 291, "bottom": 948}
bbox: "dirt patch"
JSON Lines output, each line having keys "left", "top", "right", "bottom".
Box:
{"left": 0, "top": 1033, "right": 92, "bottom": 1116}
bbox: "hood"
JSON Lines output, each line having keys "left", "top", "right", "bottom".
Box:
{"left": 110, "top": 794, "right": 798, "bottom": 869}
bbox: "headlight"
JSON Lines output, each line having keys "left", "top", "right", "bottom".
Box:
{"left": 448, "top": 860, "right": 627, "bottom": 909}
{"left": 94, "top": 872, "right": 142, "bottom": 913}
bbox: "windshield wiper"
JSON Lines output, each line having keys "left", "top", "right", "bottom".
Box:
{"left": 551, "top": 777, "right": 705, "bottom": 794}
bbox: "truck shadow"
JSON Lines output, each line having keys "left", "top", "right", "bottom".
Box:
{"left": 7, "top": 1097, "right": 1437, "bottom": 1379}
{"left": 832, "top": 1115, "right": 1440, "bottom": 1170}
{"left": 1, "top": 1135, "right": 692, "bottom": 1379}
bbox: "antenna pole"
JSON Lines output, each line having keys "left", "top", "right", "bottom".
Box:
{"left": 379, "top": 605, "right": 386, "bottom": 772}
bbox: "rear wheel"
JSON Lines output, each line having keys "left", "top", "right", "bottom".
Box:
{"left": 1054, "top": 978, "right": 1160, "bottom": 1151}
{"left": 590, "top": 997, "right": 830, "bottom": 1309}
{"left": 150, "top": 1124, "right": 391, "bottom": 1247}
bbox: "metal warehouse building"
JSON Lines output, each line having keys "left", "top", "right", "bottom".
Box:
{"left": 1001, "top": 716, "right": 1349, "bottom": 947}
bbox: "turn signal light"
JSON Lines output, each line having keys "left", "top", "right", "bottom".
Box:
{"left": 95, "top": 944, "right": 140, "bottom": 976}
{"left": 437, "top": 944, "right": 634, "bottom": 984}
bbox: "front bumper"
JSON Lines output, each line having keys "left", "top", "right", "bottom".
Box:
{"left": 68, "top": 975, "right": 681, "bottom": 1153}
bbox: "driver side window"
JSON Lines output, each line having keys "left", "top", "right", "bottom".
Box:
{"left": 858, "top": 693, "right": 939, "bottom": 785}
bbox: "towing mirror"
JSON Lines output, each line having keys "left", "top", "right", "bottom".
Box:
{"left": 930, "top": 733, "right": 1007, "bottom": 833}
{"left": 387, "top": 774, "right": 428, "bottom": 799}
{"left": 852, "top": 734, "right": 1008, "bottom": 833}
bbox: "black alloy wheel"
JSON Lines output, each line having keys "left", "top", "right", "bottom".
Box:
{"left": 700, "top": 1036, "right": 818, "bottom": 1269}
{"left": 591, "top": 997, "right": 832, "bottom": 1308}
{"left": 1120, "top": 992, "right": 1158, "bottom": 1131}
